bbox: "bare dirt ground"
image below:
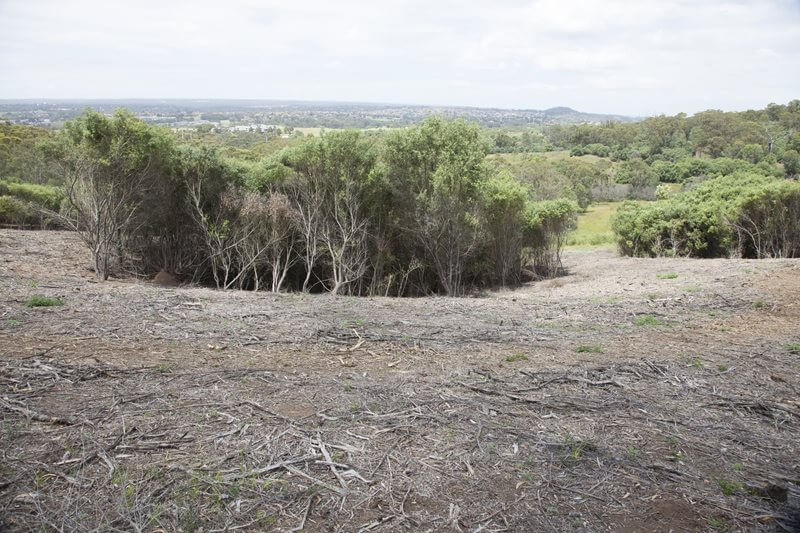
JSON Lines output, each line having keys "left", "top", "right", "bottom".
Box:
{"left": 1, "top": 229, "right": 798, "bottom": 532}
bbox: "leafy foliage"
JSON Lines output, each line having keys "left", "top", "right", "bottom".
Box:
{"left": 24, "top": 295, "right": 63, "bottom": 307}
{"left": 20, "top": 112, "right": 577, "bottom": 295}
{"left": 613, "top": 172, "right": 800, "bottom": 258}
{"left": 0, "top": 179, "right": 63, "bottom": 226}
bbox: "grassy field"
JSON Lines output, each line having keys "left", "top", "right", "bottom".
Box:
{"left": 566, "top": 201, "right": 621, "bottom": 247}
{"left": 292, "top": 126, "right": 323, "bottom": 136}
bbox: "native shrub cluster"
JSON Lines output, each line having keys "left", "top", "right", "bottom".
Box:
{"left": 38, "top": 111, "right": 576, "bottom": 294}
{"left": 612, "top": 172, "right": 800, "bottom": 258}
{"left": 0, "top": 179, "right": 63, "bottom": 226}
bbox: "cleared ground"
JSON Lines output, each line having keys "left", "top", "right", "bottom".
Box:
{"left": 1, "top": 229, "right": 798, "bottom": 532}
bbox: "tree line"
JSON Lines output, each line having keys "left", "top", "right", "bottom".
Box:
{"left": 15, "top": 111, "right": 576, "bottom": 296}
{"left": 541, "top": 101, "right": 800, "bottom": 176}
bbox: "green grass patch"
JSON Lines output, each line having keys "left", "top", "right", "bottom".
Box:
{"left": 656, "top": 272, "right": 678, "bottom": 279}
{"left": 566, "top": 202, "right": 621, "bottom": 247}
{"left": 786, "top": 343, "right": 800, "bottom": 353}
{"left": 634, "top": 315, "right": 665, "bottom": 326}
{"left": 718, "top": 479, "right": 743, "bottom": 496}
{"left": 708, "top": 517, "right": 729, "bottom": 531}
{"left": 24, "top": 295, "right": 63, "bottom": 308}
{"left": 575, "top": 344, "right": 604, "bottom": 353}
{"left": 505, "top": 352, "right": 529, "bottom": 363}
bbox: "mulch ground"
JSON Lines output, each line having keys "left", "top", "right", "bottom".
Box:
{"left": 1, "top": 229, "right": 798, "bottom": 532}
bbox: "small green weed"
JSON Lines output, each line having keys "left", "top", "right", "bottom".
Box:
{"left": 6, "top": 317, "right": 20, "bottom": 327}
{"left": 786, "top": 343, "right": 800, "bottom": 353}
{"left": 657, "top": 272, "right": 678, "bottom": 280}
{"left": 690, "top": 358, "right": 703, "bottom": 368}
{"left": 505, "top": 352, "right": 529, "bottom": 362}
{"left": 561, "top": 435, "right": 596, "bottom": 464}
{"left": 575, "top": 344, "right": 604, "bottom": 353}
{"left": 24, "top": 295, "right": 63, "bottom": 307}
{"left": 731, "top": 463, "right": 743, "bottom": 472}
{"left": 718, "top": 479, "right": 743, "bottom": 496}
{"left": 708, "top": 517, "right": 729, "bottom": 531}
{"left": 634, "top": 315, "right": 664, "bottom": 326}
{"left": 752, "top": 299, "right": 765, "bottom": 309}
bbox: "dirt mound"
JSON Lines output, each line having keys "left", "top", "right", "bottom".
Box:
{"left": 152, "top": 270, "right": 179, "bottom": 287}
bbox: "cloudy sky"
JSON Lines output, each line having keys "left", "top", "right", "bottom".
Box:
{"left": 1, "top": 0, "right": 798, "bottom": 116}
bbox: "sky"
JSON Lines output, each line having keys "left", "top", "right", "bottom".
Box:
{"left": 0, "top": 0, "right": 798, "bottom": 116}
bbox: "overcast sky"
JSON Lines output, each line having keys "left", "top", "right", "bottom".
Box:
{"left": 1, "top": 0, "right": 798, "bottom": 116}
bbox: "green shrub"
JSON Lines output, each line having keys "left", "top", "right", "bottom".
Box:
{"left": 615, "top": 159, "right": 657, "bottom": 188}
{"left": 24, "top": 295, "right": 63, "bottom": 307}
{"left": 651, "top": 160, "right": 682, "bottom": 183}
{"left": 0, "top": 195, "right": 46, "bottom": 226}
{"left": 612, "top": 172, "right": 800, "bottom": 258}
{"left": 676, "top": 157, "right": 714, "bottom": 180}
{"left": 523, "top": 198, "right": 579, "bottom": 277}
{"left": 0, "top": 180, "right": 63, "bottom": 211}
{"left": 0, "top": 180, "right": 63, "bottom": 226}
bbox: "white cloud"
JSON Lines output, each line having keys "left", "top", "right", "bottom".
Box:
{"left": 0, "top": 0, "right": 798, "bottom": 115}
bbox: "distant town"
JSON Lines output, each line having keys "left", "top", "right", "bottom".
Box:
{"left": 0, "top": 99, "right": 638, "bottom": 131}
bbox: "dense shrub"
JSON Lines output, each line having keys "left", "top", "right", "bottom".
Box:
{"left": 650, "top": 160, "right": 682, "bottom": 183}
{"left": 0, "top": 180, "right": 63, "bottom": 210}
{"left": 35, "top": 112, "right": 576, "bottom": 295}
{"left": 615, "top": 159, "right": 657, "bottom": 188}
{"left": 731, "top": 180, "right": 800, "bottom": 258}
{"left": 612, "top": 172, "right": 800, "bottom": 258}
{"left": 570, "top": 144, "right": 611, "bottom": 157}
{"left": 523, "top": 198, "right": 578, "bottom": 277}
{"left": 0, "top": 195, "right": 38, "bottom": 226}
{"left": 0, "top": 179, "right": 63, "bottom": 226}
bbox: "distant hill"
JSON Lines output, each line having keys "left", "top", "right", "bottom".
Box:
{"left": 0, "top": 99, "right": 640, "bottom": 128}
{"left": 542, "top": 106, "right": 636, "bottom": 124}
